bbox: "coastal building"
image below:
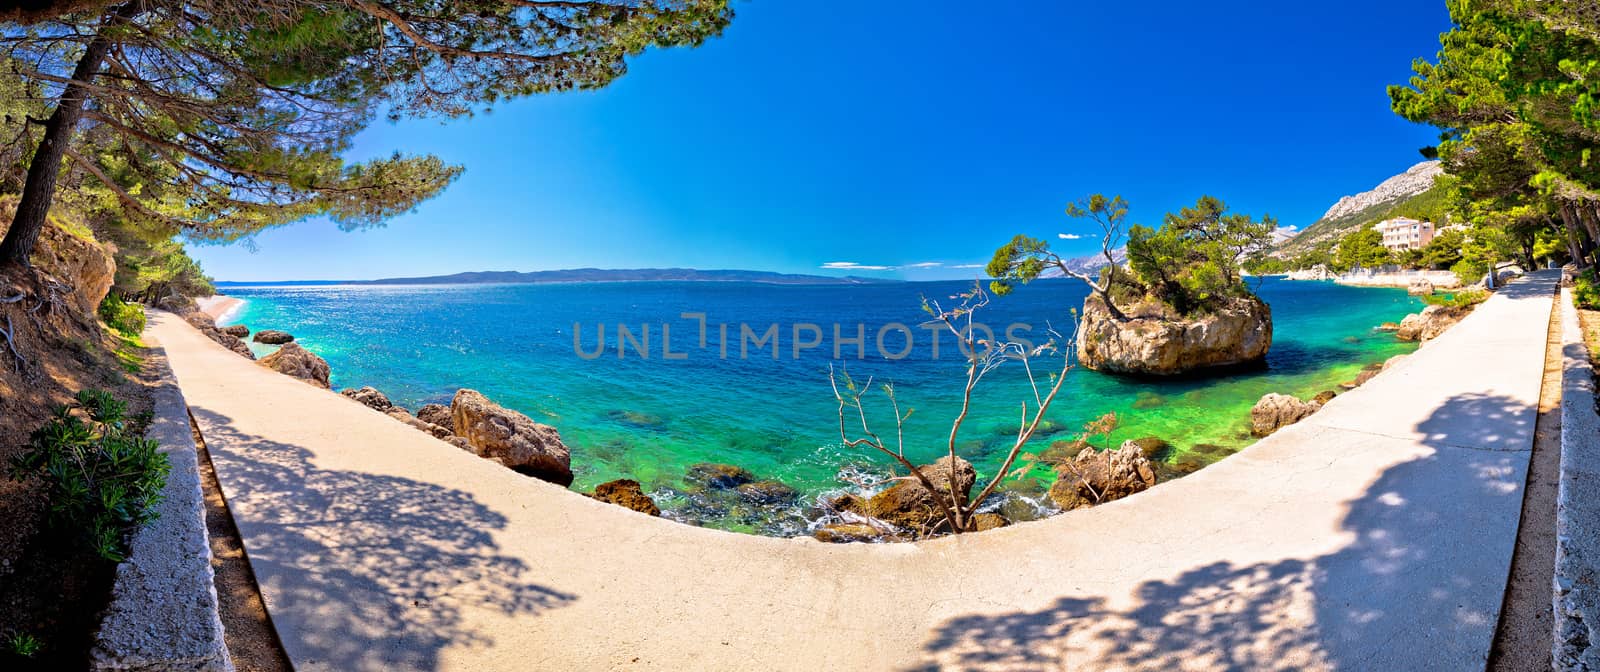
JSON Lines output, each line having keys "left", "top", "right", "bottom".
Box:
{"left": 1373, "top": 217, "right": 1435, "bottom": 251}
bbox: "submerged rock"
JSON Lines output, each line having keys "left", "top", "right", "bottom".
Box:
{"left": 451, "top": 388, "right": 573, "bottom": 486}
{"left": 220, "top": 324, "right": 249, "bottom": 338}
{"left": 1048, "top": 445, "right": 1157, "bottom": 511}
{"left": 591, "top": 479, "right": 660, "bottom": 516}
{"left": 1076, "top": 294, "right": 1272, "bottom": 376}
{"left": 1125, "top": 436, "right": 1173, "bottom": 462}
{"left": 685, "top": 463, "right": 756, "bottom": 490}
{"left": 1396, "top": 305, "right": 1469, "bottom": 342}
{"left": 1250, "top": 393, "right": 1321, "bottom": 438}
{"left": 252, "top": 329, "right": 294, "bottom": 344}
{"left": 736, "top": 480, "right": 799, "bottom": 506}
{"left": 258, "top": 342, "right": 329, "bottom": 388}
{"left": 867, "top": 456, "right": 975, "bottom": 535}
{"left": 1312, "top": 390, "right": 1339, "bottom": 405}
{"left": 341, "top": 386, "right": 393, "bottom": 411}
{"left": 415, "top": 403, "right": 454, "bottom": 432}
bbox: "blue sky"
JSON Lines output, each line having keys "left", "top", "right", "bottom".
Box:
{"left": 192, "top": 1, "right": 1453, "bottom": 282}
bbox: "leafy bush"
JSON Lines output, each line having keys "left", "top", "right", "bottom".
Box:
{"left": 1576, "top": 269, "right": 1600, "bottom": 310}
{"left": 7, "top": 390, "right": 169, "bottom": 562}
{"left": 1422, "top": 289, "right": 1489, "bottom": 308}
{"left": 97, "top": 294, "right": 145, "bottom": 336}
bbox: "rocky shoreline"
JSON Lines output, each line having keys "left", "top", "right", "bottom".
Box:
{"left": 177, "top": 289, "right": 1478, "bottom": 543}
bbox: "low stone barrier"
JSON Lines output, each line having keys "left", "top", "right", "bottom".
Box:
{"left": 89, "top": 345, "right": 232, "bottom": 671}
{"left": 1555, "top": 287, "right": 1600, "bottom": 671}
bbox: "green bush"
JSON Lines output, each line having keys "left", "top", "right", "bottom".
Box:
{"left": 97, "top": 295, "right": 145, "bottom": 336}
{"left": 7, "top": 390, "right": 169, "bottom": 562}
{"left": 1576, "top": 270, "right": 1600, "bottom": 310}
{"left": 1422, "top": 289, "right": 1489, "bottom": 308}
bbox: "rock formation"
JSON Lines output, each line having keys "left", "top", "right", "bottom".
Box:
{"left": 1407, "top": 278, "right": 1435, "bottom": 296}
{"left": 1076, "top": 295, "right": 1272, "bottom": 376}
{"left": 866, "top": 456, "right": 975, "bottom": 534}
{"left": 415, "top": 403, "right": 453, "bottom": 432}
{"left": 385, "top": 407, "right": 455, "bottom": 440}
{"left": 184, "top": 312, "right": 254, "bottom": 360}
{"left": 685, "top": 463, "right": 756, "bottom": 490}
{"left": 591, "top": 479, "right": 660, "bottom": 516}
{"left": 252, "top": 329, "right": 294, "bottom": 344}
{"left": 1048, "top": 445, "right": 1158, "bottom": 511}
{"left": 341, "top": 386, "right": 393, "bottom": 411}
{"left": 1396, "top": 305, "right": 1470, "bottom": 342}
{"left": 1250, "top": 393, "right": 1322, "bottom": 438}
{"left": 451, "top": 388, "right": 573, "bottom": 486}
{"left": 813, "top": 523, "right": 887, "bottom": 543}
{"left": 736, "top": 480, "right": 799, "bottom": 505}
{"left": 258, "top": 342, "right": 330, "bottom": 388}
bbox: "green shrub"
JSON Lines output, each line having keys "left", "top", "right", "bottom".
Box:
{"left": 5, "top": 632, "right": 41, "bottom": 658}
{"left": 1576, "top": 270, "right": 1600, "bottom": 310}
{"left": 97, "top": 295, "right": 146, "bottom": 336}
{"left": 7, "top": 390, "right": 169, "bottom": 562}
{"left": 1422, "top": 289, "right": 1489, "bottom": 308}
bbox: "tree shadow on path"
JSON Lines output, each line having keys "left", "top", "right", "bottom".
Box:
{"left": 911, "top": 392, "right": 1534, "bottom": 671}
{"left": 191, "top": 407, "right": 575, "bottom": 672}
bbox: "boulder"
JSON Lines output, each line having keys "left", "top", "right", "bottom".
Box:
{"left": 220, "top": 324, "right": 249, "bottom": 338}
{"left": 1353, "top": 365, "right": 1382, "bottom": 387}
{"left": 1048, "top": 445, "right": 1158, "bottom": 511}
{"left": 590, "top": 479, "right": 660, "bottom": 516}
{"left": 415, "top": 403, "right": 454, "bottom": 432}
{"left": 1250, "top": 393, "right": 1320, "bottom": 438}
{"left": 1396, "top": 305, "right": 1470, "bottom": 342}
{"left": 451, "top": 388, "right": 573, "bottom": 486}
{"left": 258, "top": 342, "right": 330, "bottom": 388}
{"left": 736, "top": 480, "right": 799, "bottom": 506}
{"left": 867, "top": 456, "right": 975, "bottom": 535}
{"left": 184, "top": 312, "right": 216, "bottom": 331}
{"left": 341, "top": 386, "right": 393, "bottom": 411}
{"left": 685, "top": 463, "right": 756, "bottom": 490}
{"left": 1376, "top": 322, "right": 1401, "bottom": 332}
{"left": 1076, "top": 294, "right": 1272, "bottom": 376}
{"left": 1407, "top": 278, "right": 1435, "bottom": 296}
{"left": 182, "top": 313, "right": 257, "bottom": 358}
{"left": 825, "top": 493, "right": 871, "bottom": 517}
{"left": 813, "top": 523, "right": 885, "bottom": 544}
{"left": 252, "top": 329, "right": 294, "bottom": 344}
{"left": 1124, "top": 436, "right": 1172, "bottom": 462}
{"left": 972, "top": 513, "right": 1010, "bottom": 531}
{"left": 1312, "top": 390, "right": 1339, "bottom": 405}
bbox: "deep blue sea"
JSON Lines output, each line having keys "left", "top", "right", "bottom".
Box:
{"left": 217, "top": 278, "right": 1423, "bottom": 534}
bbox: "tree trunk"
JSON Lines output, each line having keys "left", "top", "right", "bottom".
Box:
{"left": 0, "top": 2, "right": 139, "bottom": 267}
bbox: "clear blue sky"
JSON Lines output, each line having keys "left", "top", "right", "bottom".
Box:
{"left": 192, "top": 0, "right": 1453, "bottom": 282}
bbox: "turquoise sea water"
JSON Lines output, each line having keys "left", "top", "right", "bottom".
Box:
{"left": 220, "top": 278, "right": 1423, "bottom": 534}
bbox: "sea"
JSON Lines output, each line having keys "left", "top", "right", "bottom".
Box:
{"left": 217, "top": 277, "right": 1424, "bottom": 535}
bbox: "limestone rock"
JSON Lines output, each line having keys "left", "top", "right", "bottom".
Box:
{"left": 258, "top": 342, "right": 329, "bottom": 388}
{"left": 252, "top": 329, "right": 294, "bottom": 344}
{"left": 1250, "top": 393, "right": 1321, "bottom": 438}
{"left": 736, "top": 480, "right": 799, "bottom": 506}
{"left": 384, "top": 407, "right": 454, "bottom": 441}
{"left": 1396, "top": 305, "right": 1470, "bottom": 342}
{"left": 1407, "top": 278, "right": 1435, "bottom": 296}
{"left": 415, "top": 403, "right": 454, "bottom": 432}
{"left": 1048, "top": 445, "right": 1157, "bottom": 511}
{"left": 867, "top": 456, "right": 975, "bottom": 535}
{"left": 1124, "top": 437, "right": 1172, "bottom": 462}
{"left": 813, "top": 523, "right": 885, "bottom": 544}
{"left": 220, "top": 324, "right": 249, "bottom": 338}
{"left": 1076, "top": 294, "right": 1272, "bottom": 376}
{"left": 1312, "top": 390, "right": 1339, "bottom": 405}
{"left": 182, "top": 312, "right": 254, "bottom": 360}
{"left": 451, "top": 388, "right": 573, "bottom": 486}
{"left": 685, "top": 463, "right": 756, "bottom": 490}
{"left": 972, "top": 513, "right": 1010, "bottom": 531}
{"left": 591, "top": 479, "right": 660, "bottom": 516}
{"left": 341, "top": 386, "right": 393, "bottom": 411}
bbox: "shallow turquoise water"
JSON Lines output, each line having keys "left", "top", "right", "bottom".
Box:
{"left": 220, "top": 278, "right": 1422, "bottom": 533}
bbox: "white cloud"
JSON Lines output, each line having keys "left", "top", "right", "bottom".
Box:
{"left": 821, "top": 261, "right": 894, "bottom": 271}
{"left": 906, "top": 262, "right": 943, "bottom": 268}
{"left": 952, "top": 263, "right": 986, "bottom": 269}
{"left": 1058, "top": 233, "right": 1088, "bottom": 240}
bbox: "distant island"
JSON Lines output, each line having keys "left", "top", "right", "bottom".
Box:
{"left": 216, "top": 268, "right": 900, "bottom": 286}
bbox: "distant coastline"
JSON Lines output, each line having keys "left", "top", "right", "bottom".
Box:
{"left": 216, "top": 268, "right": 901, "bottom": 287}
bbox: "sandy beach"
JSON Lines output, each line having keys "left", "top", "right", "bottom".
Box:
{"left": 196, "top": 295, "right": 244, "bottom": 323}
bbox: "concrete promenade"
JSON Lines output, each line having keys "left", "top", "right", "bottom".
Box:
{"left": 145, "top": 270, "right": 1560, "bottom": 671}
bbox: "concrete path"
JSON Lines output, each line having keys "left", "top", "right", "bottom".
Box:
{"left": 145, "top": 271, "right": 1560, "bottom": 672}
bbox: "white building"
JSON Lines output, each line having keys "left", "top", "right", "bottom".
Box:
{"left": 1373, "top": 217, "right": 1435, "bottom": 251}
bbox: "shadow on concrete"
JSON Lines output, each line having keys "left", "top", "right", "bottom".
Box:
{"left": 190, "top": 407, "right": 575, "bottom": 672}
{"left": 910, "top": 392, "right": 1533, "bottom": 671}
